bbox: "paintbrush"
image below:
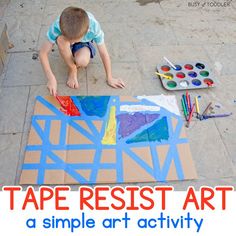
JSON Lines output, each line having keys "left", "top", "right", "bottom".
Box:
{"left": 195, "top": 96, "right": 200, "bottom": 118}
{"left": 186, "top": 103, "right": 195, "bottom": 128}
{"left": 186, "top": 91, "right": 190, "bottom": 112}
{"left": 188, "top": 94, "right": 192, "bottom": 111}
{"left": 181, "top": 97, "right": 188, "bottom": 121}
{"left": 155, "top": 72, "right": 172, "bottom": 80}
{"left": 163, "top": 56, "right": 177, "bottom": 70}
{"left": 203, "top": 113, "right": 232, "bottom": 119}
{"left": 202, "top": 102, "right": 212, "bottom": 116}
{"left": 183, "top": 94, "right": 189, "bottom": 115}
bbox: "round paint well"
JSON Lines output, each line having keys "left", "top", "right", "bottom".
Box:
{"left": 161, "top": 65, "right": 170, "bottom": 72}
{"left": 192, "top": 79, "right": 202, "bottom": 86}
{"left": 167, "top": 81, "right": 177, "bottom": 88}
{"left": 179, "top": 80, "right": 189, "bottom": 88}
{"left": 164, "top": 73, "right": 174, "bottom": 79}
{"left": 174, "top": 65, "right": 182, "bottom": 71}
{"left": 184, "top": 64, "right": 194, "bottom": 70}
{"left": 204, "top": 78, "right": 214, "bottom": 86}
{"left": 176, "top": 72, "right": 186, "bottom": 79}
{"left": 188, "top": 71, "right": 198, "bottom": 78}
{"left": 200, "top": 70, "right": 209, "bottom": 77}
{"left": 196, "top": 63, "right": 205, "bottom": 69}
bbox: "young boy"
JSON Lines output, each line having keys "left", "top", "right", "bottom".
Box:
{"left": 39, "top": 7, "right": 125, "bottom": 96}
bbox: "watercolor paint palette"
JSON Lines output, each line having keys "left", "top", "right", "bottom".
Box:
{"left": 156, "top": 62, "right": 216, "bottom": 91}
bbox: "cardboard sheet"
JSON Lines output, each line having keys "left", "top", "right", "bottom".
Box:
{"left": 20, "top": 95, "right": 197, "bottom": 184}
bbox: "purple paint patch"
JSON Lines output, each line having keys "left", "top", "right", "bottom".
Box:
{"left": 117, "top": 112, "right": 160, "bottom": 138}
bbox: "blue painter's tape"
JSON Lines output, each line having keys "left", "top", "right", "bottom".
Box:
{"left": 22, "top": 162, "right": 117, "bottom": 170}
{"left": 37, "top": 119, "right": 51, "bottom": 184}
{"left": 115, "top": 146, "right": 123, "bottom": 182}
{"left": 64, "top": 165, "right": 88, "bottom": 184}
{"left": 149, "top": 144, "right": 163, "bottom": 181}
{"left": 26, "top": 143, "right": 124, "bottom": 151}
{"left": 68, "top": 120, "right": 98, "bottom": 143}
{"left": 31, "top": 118, "right": 51, "bottom": 144}
{"left": 59, "top": 119, "right": 67, "bottom": 146}
{"left": 33, "top": 115, "right": 102, "bottom": 121}
{"left": 123, "top": 147, "right": 154, "bottom": 177}
{"left": 37, "top": 96, "right": 63, "bottom": 116}
{"left": 90, "top": 146, "right": 103, "bottom": 182}
{"left": 47, "top": 151, "right": 90, "bottom": 183}
{"left": 159, "top": 116, "right": 185, "bottom": 180}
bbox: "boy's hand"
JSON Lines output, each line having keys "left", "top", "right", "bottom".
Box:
{"left": 97, "top": 43, "right": 125, "bottom": 89}
{"left": 107, "top": 77, "right": 125, "bottom": 89}
{"left": 47, "top": 75, "right": 57, "bottom": 96}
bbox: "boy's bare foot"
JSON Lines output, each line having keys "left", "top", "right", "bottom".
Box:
{"left": 67, "top": 67, "right": 79, "bottom": 89}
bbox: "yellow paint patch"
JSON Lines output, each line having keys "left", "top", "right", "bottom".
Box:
{"left": 102, "top": 106, "right": 116, "bottom": 145}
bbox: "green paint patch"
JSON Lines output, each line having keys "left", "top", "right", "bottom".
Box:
{"left": 200, "top": 71, "right": 209, "bottom": 77}
{"left": 167, "top": 81, "right": 177, "bottom": 88}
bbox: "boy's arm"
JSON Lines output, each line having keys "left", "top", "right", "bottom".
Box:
{"left": 39, "top": 41, "right": 57, "bottom": 96}
{"left": 97, "top": 43, "right": 125, "bottom": 88}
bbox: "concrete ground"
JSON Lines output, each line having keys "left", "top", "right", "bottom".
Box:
{"left": 0, "top": 0, "right": 236, "bottom": 190}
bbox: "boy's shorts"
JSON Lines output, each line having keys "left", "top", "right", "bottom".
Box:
{"left": 71, "top": 42, "right": 96, "bottom": 58}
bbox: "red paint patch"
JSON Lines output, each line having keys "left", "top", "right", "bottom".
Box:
{"left": 204, "top": 78, "right": 214, "bottom": 87}
{"left": 184, "top": 64, "right": 194, "bottom": 70}
{"left": 56, "top": 96, "right": 81, "bottom": 116}
{"left": 161, "top": 65, "right": 170, "bottom": 72}
{"left": 176, "top": 72, "right": 186, "bottom": 79}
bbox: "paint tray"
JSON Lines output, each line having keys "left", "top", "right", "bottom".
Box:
{"left": 156, "top": 62, "right": 216, "bottom": 91}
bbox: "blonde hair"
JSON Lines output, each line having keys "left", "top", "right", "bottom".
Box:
{"left": 59, "top": 7, "right": 89, "bottom": 40}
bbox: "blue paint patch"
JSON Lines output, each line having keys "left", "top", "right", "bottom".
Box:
{"left": 126, "top": 117, "right": 169, "bottom": 144}
{"left": 76, "top": 96, "right": 110, "bottom": 118}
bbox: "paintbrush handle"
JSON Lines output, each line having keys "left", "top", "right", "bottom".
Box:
{"left": 186, "top": 91, "right": 190, "bottom": 111}
{"left": 181, "top": 98, "right": 188, "bottom": 121}
{"left": 163, "top": 56, "right": 177, "bottom": 70}
{"left": 186, "top": 104, "right": 195, "bottom": 128}
{"left": 203, "top": 113, "right": 232, "bottom": 119}
{"left": 155, "top": 72, "right": 172, "bottom": 79}
{"left": 183, "top": 95, "right": 189, "bottom": 114}
{"left": 188, "top": 94, "right": 192, "bottom": 111}
{"left": 202, "top": 102, "right": 212, "bottom": 116}
{"left": 195, "top": 96, "right": 200, "bottom": 114}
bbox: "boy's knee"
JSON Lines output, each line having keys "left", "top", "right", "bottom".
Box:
{"left": 75, "top": 56, "right": 90, "bottom": 68}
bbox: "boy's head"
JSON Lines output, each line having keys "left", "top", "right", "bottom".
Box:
{"left": 60, "top": 7, "right": 89, "bottom": 41}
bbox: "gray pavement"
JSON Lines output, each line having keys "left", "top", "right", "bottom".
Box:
{"left": 0, "top": 0, "right": 236, "bottom": 190}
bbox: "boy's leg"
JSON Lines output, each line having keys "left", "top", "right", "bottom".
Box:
{"left": 57, "top": 36, "right": 78, "bottom": 89}
{"left": 74, "top": 47, "right": 91, "bottom": 68}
